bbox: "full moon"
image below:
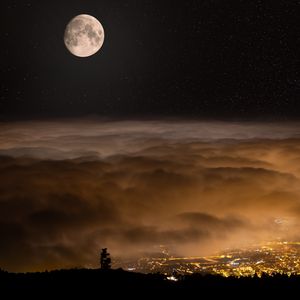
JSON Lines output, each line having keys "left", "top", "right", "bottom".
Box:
{"left": 64, "top": 14, "right": 105, "bottom": 58}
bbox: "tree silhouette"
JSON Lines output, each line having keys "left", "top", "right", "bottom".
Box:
{"left": 100, "top": 248, "right": 111, "bottom": 270}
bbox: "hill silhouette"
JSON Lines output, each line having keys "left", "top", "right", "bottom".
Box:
{"left": 1, "top": 268, "right": 300, "bottom": 297}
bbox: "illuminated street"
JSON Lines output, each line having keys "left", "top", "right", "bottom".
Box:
{"left": 117, "top": 242, "right": 300, "bottom": 277}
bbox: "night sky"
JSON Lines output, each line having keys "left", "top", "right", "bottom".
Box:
{"left": 1, "top": 0, "right": 299, "bottom": 119}
{"left": 1, "top": 1, "right": 300, "bottom": 272}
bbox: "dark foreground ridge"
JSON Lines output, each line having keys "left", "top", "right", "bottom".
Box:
{"left": 1, "top": 268, "right": 300, "bottom": 297}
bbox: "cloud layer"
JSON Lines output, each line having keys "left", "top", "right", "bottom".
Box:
{"left": 0, "top": 120, "right": 300, "bottom": 272}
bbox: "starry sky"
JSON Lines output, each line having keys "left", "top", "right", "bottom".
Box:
{"left": 0, "top": 0, "right": 299, "bottom": 120}
{"left": 1, "top": 1, "right": 300, "bottom": 272}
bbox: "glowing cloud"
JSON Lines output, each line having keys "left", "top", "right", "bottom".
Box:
{"left": 0, "top": 120, "right": 300, "bottom": 272}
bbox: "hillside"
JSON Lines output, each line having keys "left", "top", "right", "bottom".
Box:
{"left": 1, "top": 268, "right": 299, "bottom": 297}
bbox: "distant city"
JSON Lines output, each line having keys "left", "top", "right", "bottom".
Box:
{"left": 114, "top": 241, "right": 300, "bottom": 278}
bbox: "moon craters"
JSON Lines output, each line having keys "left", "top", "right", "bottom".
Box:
{"left": 64, "top": 14, "right": 105, "bottom": 57}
